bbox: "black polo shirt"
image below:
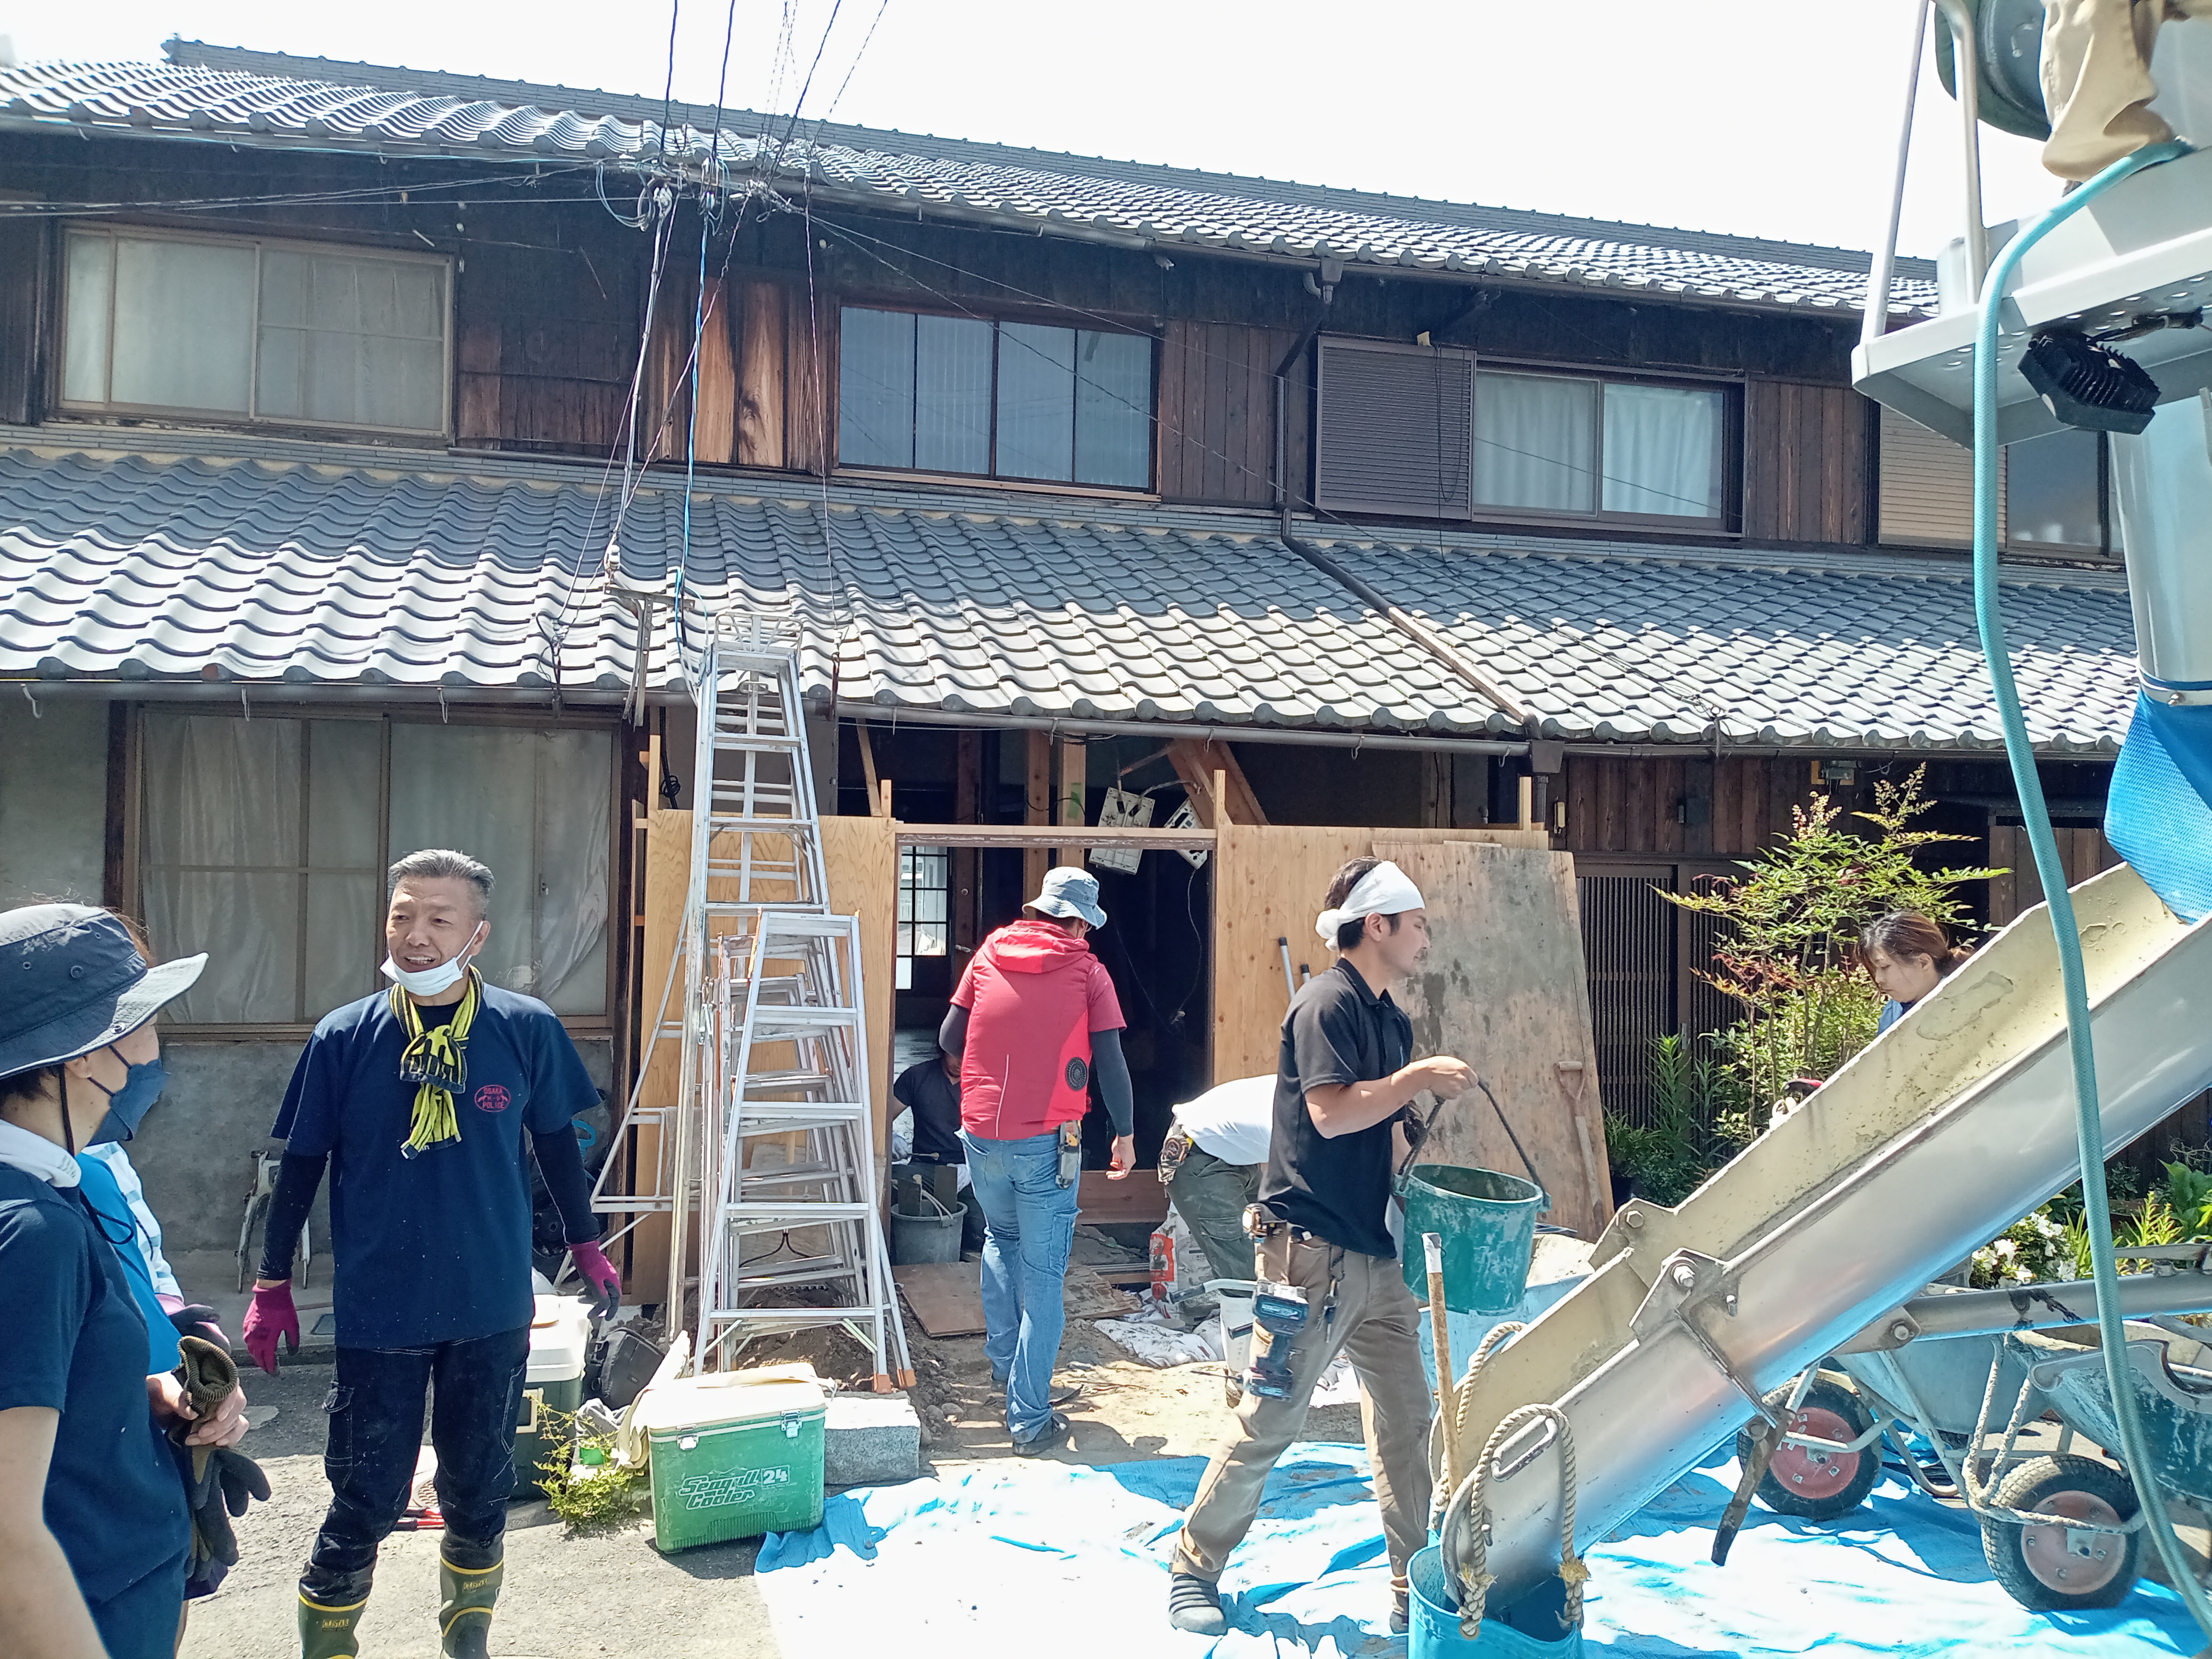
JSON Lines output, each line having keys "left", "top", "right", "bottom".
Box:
{"left": 892, "top": 1059, "right": 966, "bottom": 1164}
{"left": 1258, "top": 958, "right": 1414, "bottom": 1259}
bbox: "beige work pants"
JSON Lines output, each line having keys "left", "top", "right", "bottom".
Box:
{"left": 1172, "top": 1230, "right": 1435, "bottom": 1586}
{"left": 2041, "top": 0, "right": 2212, "bottom": 181}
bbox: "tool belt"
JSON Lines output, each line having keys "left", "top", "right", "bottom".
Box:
{"left": 1242, "top": 1202, "right": 1319, "bottom": 1243}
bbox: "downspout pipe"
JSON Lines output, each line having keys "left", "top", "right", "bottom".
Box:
{"left": 1275, "top": 261, "right": 1340, "bottom": 541}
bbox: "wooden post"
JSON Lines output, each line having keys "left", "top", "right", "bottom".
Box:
{"left": 1057, "top": 738, "right": 1087, "bottom": 867}
{"left": 1518, "top": 774, "right": 1535, "bottom": 831}
{"left": 1024, "top": 731, "right": 1051, "bottom": 897}
{"left": 953, "top": 732, "right": 980, "bottom": 963}
{"left": 857, "top": 724, "right": 884, "bottom": 817}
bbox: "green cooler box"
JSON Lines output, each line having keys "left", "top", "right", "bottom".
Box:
{"left": 514, "top": 1295, "right": 592, "bottom": 1496}
{"left": 637, "top": 1375, "right": 827, "bottom": 1551}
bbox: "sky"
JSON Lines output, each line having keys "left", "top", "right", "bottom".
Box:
{"left": 5, "top": 1, "right": 2063, "bottom": 259}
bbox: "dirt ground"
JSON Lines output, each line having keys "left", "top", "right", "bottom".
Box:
{"left": 181, "top": 1228, "right": 1360, "bottom": 1658}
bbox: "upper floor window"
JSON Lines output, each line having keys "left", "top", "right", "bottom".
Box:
{"left": 1877, "top": 405, "right": 2120, "bottom": 558}
{"left": 62, "top": 229, "right": 450, "bottom": 435}
{"left": 1314, "top": 339, "right": 1732, "bottom": 526}
{"left": 837, "top": 306, "right": 1154, "bottom": 489}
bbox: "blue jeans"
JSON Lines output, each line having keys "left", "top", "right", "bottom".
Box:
{"left": 304, "top": 1326, "right": 530, "bottom": 1594}
{"left": 961, "top": 1128, "right": 1080, "bottom": 1443}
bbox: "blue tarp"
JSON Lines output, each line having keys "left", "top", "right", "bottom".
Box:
{"left": 754, "top": 1443, "right": 2200, "bottom": 1656}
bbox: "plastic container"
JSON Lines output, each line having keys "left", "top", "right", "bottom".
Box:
{"left": 1205, "top": 1278, "right": 1256, "bottom": 1375}
{"left": 636, "top": 1374, "right": 826, "bottom": 1550}
{"left": 1398, "top": 1164, "right": 1547, "bottom": 1317}
{"left": 890, "top": 1190, "right": 965, "bottom": 1265}
{"left": 515, "top": 1295, "right": 592, "bottom": 1495}
{"left": 1407, "top": 1545, "right": 1582, "bottom": 1659}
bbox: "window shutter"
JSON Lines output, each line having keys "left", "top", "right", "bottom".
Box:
{"left": 1314, "top": 339, "right": 1474, "bottom": 518}
{"left": 1878, "top": 404, "right": 2005, "bottom": 547}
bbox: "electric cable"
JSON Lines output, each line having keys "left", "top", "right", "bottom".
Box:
{"left": 1968, "top": 135, "right": 2212, "bottom": 1647}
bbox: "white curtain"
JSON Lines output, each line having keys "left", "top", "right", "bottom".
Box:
{"left": 110, "top": 238, "right": 256, "bottom": 414}
{"left": 257, "top": 250, "right": 445, "bottom": 432}
{"left": 914, "top": 314, "right": 993, "bottom": 475}
{"left": 1474, "top": 373, "right": 1597, "bottom": 513}
{"left": 389, "top": 725, "right": 611, "bottom": 1015}
{"left": 142, "top": 713, "right": 304, "bottom": 1023}
{"left": 1601, "top": 384, "right": 1723, "bottom": 518}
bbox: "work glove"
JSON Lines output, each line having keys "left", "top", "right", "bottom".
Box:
{"left": 242, "top": 1281, "right": 299, "bottom": 1376}
{"left": 167, "top": 1303, "right": 229, "bottom": 1347}
{"left": 569, "top": 1239, "right": 622, "bottom": 1322}
{"left": 166, "top": 1335, "right": 269, "bottom": 1586}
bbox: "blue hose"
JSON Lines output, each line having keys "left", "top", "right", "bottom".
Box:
{"left": 1971, "top": 137, "right": 2212, "bottom": 1639}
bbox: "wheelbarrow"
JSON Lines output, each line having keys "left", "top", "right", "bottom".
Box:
{"left": 1730, "top": 1246, "right": 2212, "bottom": 1611}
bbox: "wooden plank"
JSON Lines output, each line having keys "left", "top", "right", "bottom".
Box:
{"left": 893, "top": 1262, "right": 1139, "bottom": 1338}
{"left": 1056, "top": 737, "right": 1086, "bottom": 867}
{"left": 1154, "top": 319, "right": 1189, "bottom": 499}
{"left": 785, "top": 286, "right": 825, "bottom": 474}
{"left": 693, "top": 276, "right": 738, "bottom": 465}
{"left": 1166, "top": 739, "right": 1267, "bottom": 827}
{"left": 820, "top": 813, "right": 898, "bottom": 1147}
{"left": 857, "top": 723, "right": 885, "bottom": 817}
{"left": 1077, "top": 1169, "right": 1169, "bottom": 1224}
{"left": 1209, "top": 824, "right": 1552, "bottom": 1087}
{"left": 625, "top": 808, "right": 692, "bottom": 1300}
{"left": 953, "top": 731, "right": 980, "bottom": 963}
{"left": 1375, "top": 839, "right": 1614, "bottom": 1238}
{"left": 736, "top": 281, "right": 786, "bottom": 470}
{"left": 896, "top": 823, "right": 1216, "bottom": 850}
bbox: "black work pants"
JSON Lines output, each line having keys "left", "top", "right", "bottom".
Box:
{"left": 303, "top": 1326, "right": 530, "bottom": 1593}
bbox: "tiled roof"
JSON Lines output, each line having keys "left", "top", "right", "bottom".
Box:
{"left": 0, "top": 41, "right": 1939, "bottom": 321}
{"left": 0, "top": 431, "right": 2130, "bottom": 753}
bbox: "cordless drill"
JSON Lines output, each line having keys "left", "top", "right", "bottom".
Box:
{"left": 1243, "top": 1280, "right": 1311, "bottom": 1399}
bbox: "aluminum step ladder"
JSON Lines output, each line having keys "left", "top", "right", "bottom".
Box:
{"left": 591, "top": 611, "right": 912, "bottom": 1387}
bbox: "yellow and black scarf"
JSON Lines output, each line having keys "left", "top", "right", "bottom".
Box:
{"left": 392, "top": 968, "right": 482, "bottom": 1158}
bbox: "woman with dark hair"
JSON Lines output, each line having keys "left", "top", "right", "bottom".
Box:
{"left": 1861, "top": 911, "right": 1973, "bottom": 1035}
{"left": 0, "top": 904, "right": 247, "bottom": 1659}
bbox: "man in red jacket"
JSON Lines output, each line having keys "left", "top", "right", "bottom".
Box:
{"left": 939, "top": 867, "right": 1134, "bottom": 1455}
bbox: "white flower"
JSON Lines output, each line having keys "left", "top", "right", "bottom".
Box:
{"left": 2056, "top": 1262, "right": 2078, "bottom": 1281}
{"left": 1993, "top": 1239, "right": 2018, "bottom": 1258}
{"left": 2014, "top": 1266, "right": 2033, "bottom": 1283}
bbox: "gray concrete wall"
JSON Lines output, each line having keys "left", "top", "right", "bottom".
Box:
{"left": 133, "top": 1033, "right": 615, "bottom": 1276}
{"left": 0, "top": 698, "right": 108, "bottom": 903}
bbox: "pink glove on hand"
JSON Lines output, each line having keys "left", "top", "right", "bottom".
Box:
{"left": 242, "top": 1282, "right": 299, "bottom": 1377}
{"left": 569, "top": 1240, "right": 621, "bottom": 1320}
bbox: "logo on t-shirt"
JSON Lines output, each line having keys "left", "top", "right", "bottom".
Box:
{"left": 473, "top": 1085, "right": 512, "bottom": 1114}
{"left": 1065, "top": 1057, "right": 1088, "bottom": 1091}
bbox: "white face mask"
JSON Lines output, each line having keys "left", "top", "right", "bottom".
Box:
{"left": 381, "top": 921, "right": 485, "bottom": 996}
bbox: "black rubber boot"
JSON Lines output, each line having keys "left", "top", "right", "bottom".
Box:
{"left": 439, "top": 1550, "right": 504, "bottom": 1659}
{"left": 296, "top": 1570, "right": 372, "bottom": 1659}
{"left": 1168, "top": 1570, "right": 1228, "bottom": 1636}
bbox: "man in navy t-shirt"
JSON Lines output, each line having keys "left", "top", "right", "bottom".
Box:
{"left": 241, "top": 849, "right": 619, "bottom": 1659}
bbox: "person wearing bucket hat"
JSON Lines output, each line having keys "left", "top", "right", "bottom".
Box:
{"left": 1169, "top": 858, "right": 1474, "bottom": 1638}
{"left": 242, "top": 849, "right": 619, "bottom": 1659}
{"left": 939, "top": 866, "right": 1134, "bottom": 1455}
{"left": 0, "top": 903, "right": 249, "bottom": 1659}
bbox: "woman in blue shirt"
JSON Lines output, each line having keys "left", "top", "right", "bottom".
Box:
{"left": 1862, "top": 911, "right": 1971, "bottom": 1035}
{"left": 0, "top": 905, "right": 247, "bottom": 1659}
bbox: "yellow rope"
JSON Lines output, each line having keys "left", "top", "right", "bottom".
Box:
{"left": 393, "top": 969, "right": 481, "bottom": 1158}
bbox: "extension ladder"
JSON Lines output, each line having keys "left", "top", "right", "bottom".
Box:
{"left": 591, "top": 611, "right": 912, "bottom": 1387}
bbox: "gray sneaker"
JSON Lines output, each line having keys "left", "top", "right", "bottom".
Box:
{"left": 1011, "top": 1412, "right": 1070, "bottom": 1457}
{"left": 1168, "top": 1572, "right": 1227, "bottom": 1636}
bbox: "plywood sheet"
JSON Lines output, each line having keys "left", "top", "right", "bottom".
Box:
{"left": 892, "top": 1263, "right": 1139, "bottom": 1338}
{"left": 820, "top": 814, "right": 898, "bottom": 1147}
{"left": 1210, "top": 824, "right": 1549, "bottom": 1086}
{"left": 1076, "top": 1170, "right": 1169, "bottom": 1225}
{"left": 1373, "top": 839, "right": 1613, "bottom": 1238}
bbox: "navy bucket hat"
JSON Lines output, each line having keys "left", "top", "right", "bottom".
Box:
{"left": 0, "top": 905, "right": 206, "bottom": 1078}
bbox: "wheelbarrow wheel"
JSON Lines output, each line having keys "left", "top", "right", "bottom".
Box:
{"left": 1736, "top": 1372, "right": 1881, "bottom": 1521}
{"left": 1982, "top": 1454, "right": 2141, "bottom": 1610}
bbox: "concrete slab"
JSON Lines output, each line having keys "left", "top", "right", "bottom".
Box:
{"left": 824, "top": 1391, "right": 921, "bottom": 1487}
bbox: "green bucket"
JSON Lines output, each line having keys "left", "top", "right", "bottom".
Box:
{"left": 1398, "top": 1164, "right": 1547, "bottom": 1316}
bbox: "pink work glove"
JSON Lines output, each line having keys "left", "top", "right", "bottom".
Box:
{"left": 242, "top": 1282, "right": 299, "bottom": 1377}
{"left": 569, "top": 1241, "right": 622, "bottom": 1321}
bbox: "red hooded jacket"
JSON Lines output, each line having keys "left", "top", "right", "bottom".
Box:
{"left": 951, "top": 919, "right": 1125, "bottom": 1141}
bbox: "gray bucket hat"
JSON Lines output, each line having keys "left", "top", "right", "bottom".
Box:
{"left": 0, "top": 905, "right": 205, "bottom": 1078}
{"left": 1025, "top": 866, "right": 1108, "bottom": 929}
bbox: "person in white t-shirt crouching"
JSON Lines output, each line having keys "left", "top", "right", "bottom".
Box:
{"left": 1160, "top": 1074, "right": 1275, "bottom": 1286}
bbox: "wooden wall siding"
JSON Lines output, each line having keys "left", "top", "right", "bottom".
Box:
{"left": 450, "top": 231, "right": 641, "bottom": 456}
{"left": 736, "top": 281, "right": 787, "bottom": 469}
{"left": 0, "top": 215, "right": 48, "bottom": 425}
{"left": 1743, "top": 381, "right": 1869, "bottom": 546}
{"left": 1155, "top": 322, "right": 1306, "bottom": 505}
{"left": 1562, "top": 755, "right": 1818, "bottom": 859}
{"left": 1986, "top": 823, "right": 2123, "bottom": 925}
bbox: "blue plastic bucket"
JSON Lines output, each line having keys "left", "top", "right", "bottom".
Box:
{"left": 1408, "top": 1546, "right": 1582, "bottom": 1659}
{"left": 1398, "top": 1164, "right": 1547, "bottom": 1316}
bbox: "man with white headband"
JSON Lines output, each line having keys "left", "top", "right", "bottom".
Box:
{"left": 240, "top": 849, "right": 619, "bottom": 1659}
{"left": 1169, "top": 857, "right": 1473, "bottom": 1638}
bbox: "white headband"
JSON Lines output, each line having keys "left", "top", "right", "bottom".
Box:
{"left": 1315, "top": 860, "right": 1426, "bottom": 942}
